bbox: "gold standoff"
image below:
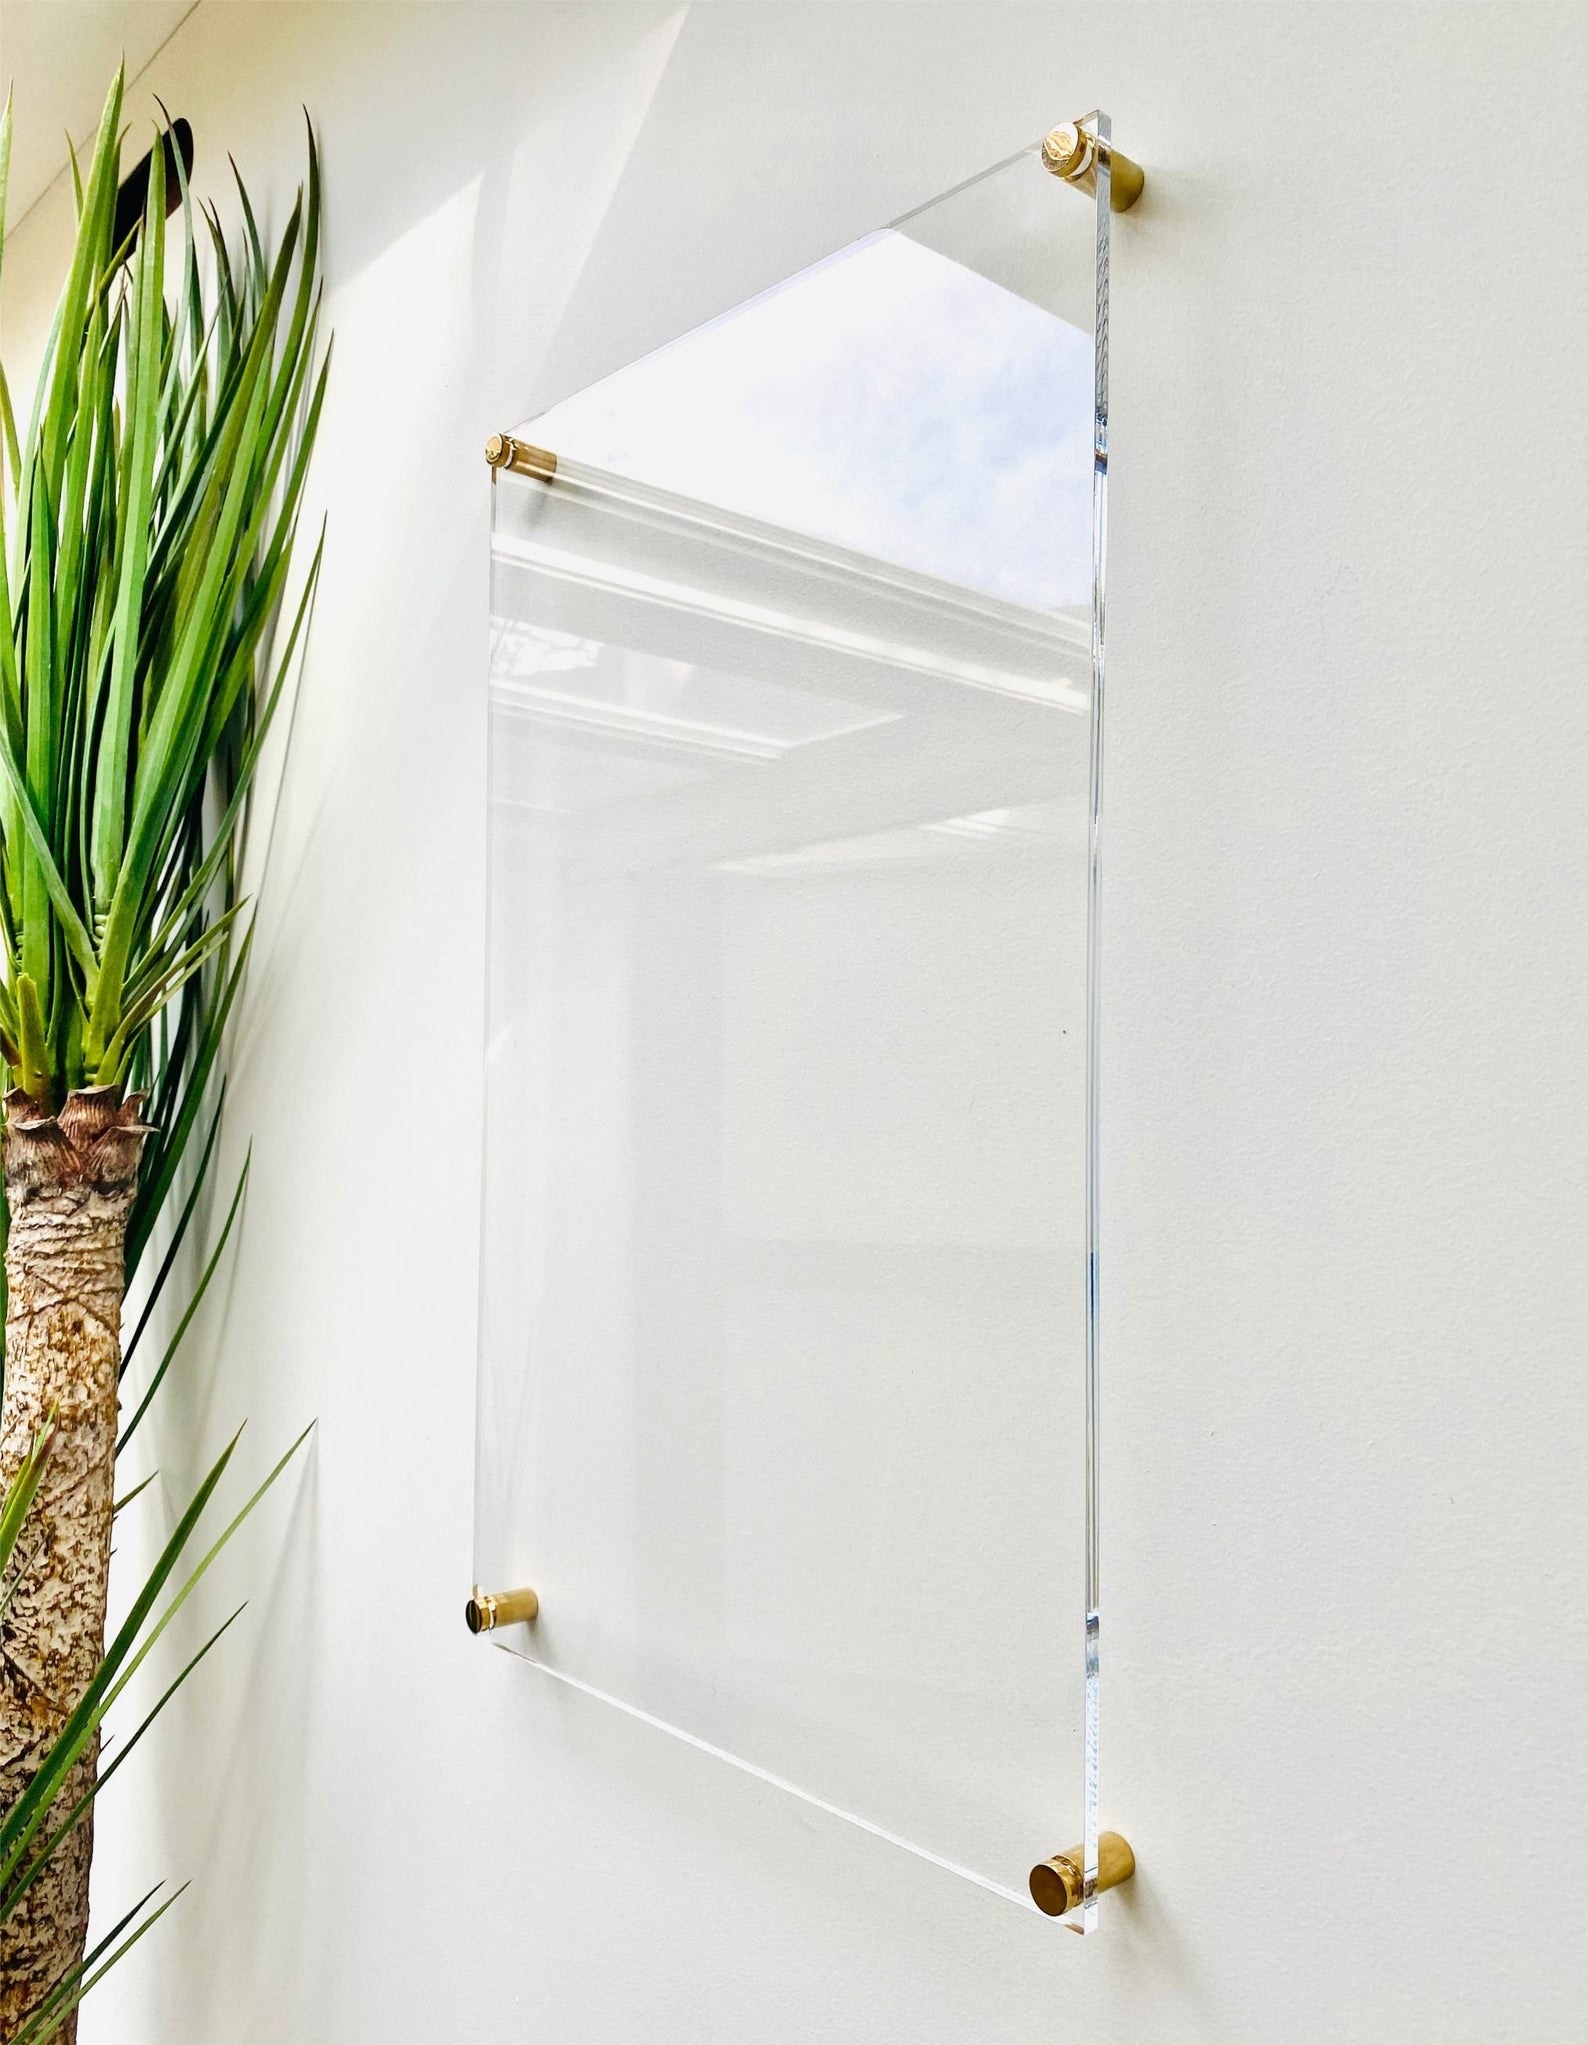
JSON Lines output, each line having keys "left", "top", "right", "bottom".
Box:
{"left": 1041, "top": 122, "right": 1145, "bottom": 212}
{"left": 484, "top": 433, "right": 557, "bottom": 481}
{"left": 1028, "top": 1831, "right": 1136, "bottom": 1917}
{"left": 465, "top": 1584, "right": 540, "bottom": 1634}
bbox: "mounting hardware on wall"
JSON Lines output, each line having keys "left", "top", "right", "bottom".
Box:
{"left": 484, "top": 433, "right": 557, "bottom": 481}
{"left": 1042, "top": 119, "right": 1145, "bottom": 211}
{"left": 1029, "top": 1832, "right": 1136, "bottom": 1918}
{"left": 465, "top": 1584, "right": 540, "bottom": 1634}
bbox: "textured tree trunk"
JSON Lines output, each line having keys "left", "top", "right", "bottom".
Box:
{"left": 0, "top": 1087, "right": 150, "bottom": 2043}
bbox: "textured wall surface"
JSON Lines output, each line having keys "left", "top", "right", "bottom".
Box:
{"left": 1, "top": 5, "right": 1584, "bottom": 2040}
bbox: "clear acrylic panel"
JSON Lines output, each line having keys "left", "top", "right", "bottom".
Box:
{"left": 477, "top": 124, "right": 1113, "bottom": 1919}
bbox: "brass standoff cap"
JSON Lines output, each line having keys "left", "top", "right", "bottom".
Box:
{"left": 1041, "top": 122, "right": 1092, "bottom": 182}
{"left": 1029, "top": 1831, "right": 1136, "bottom": 1917}
{"left": 465, "top": 1583, "right": 540, "bottom": 1634}
{"left": 483, "top": 432, "right": 557, "bottom": 481}
{"left": 1041, "top": 121, "right": 1146, "bottom": 213}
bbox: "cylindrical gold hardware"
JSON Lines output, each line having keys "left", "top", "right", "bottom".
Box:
{"left": 465, "top": 1583, "right": 540, "bottom": 1633}
{"left": 1041, "top": 122, "right": 1091, "bottom": 181}
{"left": 1041, "top": 122, "right": 1145, "bottom": 212}
{"left": 484, "top": 433, "right": 557, "bottom": 481}
{"left": 1029, "top": 1831, "right": 1136, "bottom": 1917}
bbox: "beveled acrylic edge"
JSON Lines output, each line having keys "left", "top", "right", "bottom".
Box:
{"left": 1080, "top": 104, "right": 1112, "bottom": 1933}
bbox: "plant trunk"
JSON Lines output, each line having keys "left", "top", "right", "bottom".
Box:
{"left": 0, "top": 1088, "right": 150, "bottom": 2043}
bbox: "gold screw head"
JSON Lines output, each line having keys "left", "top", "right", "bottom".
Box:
{"left": 484, "top": 433, "right": 511, "bottom": 468}
{"left": 1041, "top": 123, "right": 1090, "bottom": 180}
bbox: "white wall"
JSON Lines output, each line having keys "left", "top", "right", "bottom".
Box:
{"left": 2, "top": 4, "right": 1585, "bottom": 2039}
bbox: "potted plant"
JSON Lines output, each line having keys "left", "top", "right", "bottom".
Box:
{"left": 0, "top": 71, "right": 325, "bottom": 2038}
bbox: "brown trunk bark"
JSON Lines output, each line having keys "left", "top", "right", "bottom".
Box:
{"left": 0, "top": 1087, "right": 150, "bottom": 2044}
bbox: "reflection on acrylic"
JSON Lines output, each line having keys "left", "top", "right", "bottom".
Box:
{"left": 477, "top": 138, "right": 1102, "bottom": 1909}
{"left": 533, "top": 232, "right": 1093, "bottom": 612}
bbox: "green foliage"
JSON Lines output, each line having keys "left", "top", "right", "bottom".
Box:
{"left": 0, "top": 1424, "right": 311, "bottom": 2042}
{"left": 0, "top": 1418, "right": 52, "bottom": 1590}
{"left": 0, "top": 69, "right": 327, "bottom": 2038}
{"left": 0, "top": 69, "right": 325, "bottom": 1111}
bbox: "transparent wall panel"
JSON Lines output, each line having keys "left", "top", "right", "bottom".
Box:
{"left": 477, "top": 128, "right": 1115, "bottom": 1918}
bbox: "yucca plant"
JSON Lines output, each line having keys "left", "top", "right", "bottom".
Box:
{"left": 0, "top": 1417, "right": 308, "bottom": 2041}
{"left": 0, "top": 71, "right": 326, "bottom": 2035}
